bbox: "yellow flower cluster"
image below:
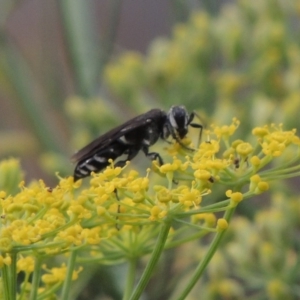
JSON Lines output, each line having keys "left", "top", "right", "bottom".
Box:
{"left": 0, "top": 121, "right": 299, "bottom": 298}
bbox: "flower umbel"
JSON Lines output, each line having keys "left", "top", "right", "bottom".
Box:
{"left": 0, "top": 121, "right": 299, "bottom": 299}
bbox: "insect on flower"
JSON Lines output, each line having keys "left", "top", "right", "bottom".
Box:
{"left": 72, "top": 106, "right": 202, "bottom": 181}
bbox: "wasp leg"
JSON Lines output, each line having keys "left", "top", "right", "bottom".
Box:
{"left": 114, "top": 146, "right": 141, "bottom": 169}
{"left": 142, "top": 146, "right": 164, "bottom": 166}
{"left": 189, "top": 111, "right": 204, "bottom": 146}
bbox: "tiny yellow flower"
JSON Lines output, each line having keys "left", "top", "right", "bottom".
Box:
{"left": 250, "top": 156, "right": 261, "bottom": 168}
{"left": 252, "top": 126, "right": 269, "bottom": 138}
{"left": 217, "top": 218, "right": 228, "bottom": 231}
{"left": 194, "top": 169, "right": 211, "bottom": 180}
{"left": 0, "top": 255, "right": 11, "bottom": 268}
{"left": 155, "top": 186, "right": 173, "bottom": 203}
{"left": 226, "top": 190, "right": 243, "bottom": 205}
{"left": 178, "top": 189, "right": 202, "bottom": 207}
{"left": 149, "top": 206, "right": 167, "bottom": 221}
{"left": 249, "top": 175, "right": 269, "bottom": 194}
{"left": 42, "top": 264, "right": 82, "bottom": 284}
{"left": 81, "top": 227, "right": 101, "bottom": 244}
{"left": 17, "top": 256, "right": 35, "bottom": 273}
{"left": 212, "top": 118, "right": 240, "bottom": 140}
{"left": 192, "top": 213, "right": 216, "bottom": 227}
{"left": 257, "top": 181, "right": 269, "bottom": 193}
{"left": 235, "top": 143, "right": 254, "bottom": 157}
{"left": 131, "top": 192, "right": 145, "bottom": 203}
{"left": 262, "top": 140, "right": 285, "bottom": 157}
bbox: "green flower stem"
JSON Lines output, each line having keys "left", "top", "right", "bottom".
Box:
{"left": 61, "top": 250, "right": 77, "bottom": 300}
{"left": 37, "top": 282, "right": 62, "bottom": 299}
{"left": 1, "top": 251, "right": 18, "bottom": 300}
{"left": 30, "top": 256, "right": 43, "bottom": 300}
{"left": 10, "top": 251, "right": 17, "bottom": 300}
{"left": 176, "top": 200, "right": 230, "bottom": 217}
{"left": 263, "top": 172, "right": 300, "bottom": 180}
{"left": 2, "top": 264, "right": 11, "bottom": 300}
{"left": 176, "top": 207, "right": 236, "bottom": 300}
{"left": 123, "top": 258, "right": 138, "bottom": 300}
{"left": 261, "top": 165, "right": 300, "bottom": 177}
{"left": 129, "top": 219, "right": 172, "bottom": 300}
{"left": 166, "top": 230, "right": 211, "bottom": 249}
{"left": 19, "top": 272, "right": 30, "bottom": 300}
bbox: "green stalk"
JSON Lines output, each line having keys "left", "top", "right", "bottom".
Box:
{"left": 60, "top": 250, "right": 77, "bottom": 300}
{"left": 129, "top": 220, "right": 172, "bottom": 300}
{"left": 10, "top": 251, "right": 17, "bottom": 300}
{"left": 175, "top": 207, "right": 236, "bottom": 300}
{"left": 123, "top": 258, "right": 138, "bottom": 300}
{"left": 19, "top": 272, "right": 31, "bottom": 300}
{"left": 2, "top": 264, "right": 11, "bottom": 300}
{"left": 30, "top": 256, "right": 43, "bottom": 300}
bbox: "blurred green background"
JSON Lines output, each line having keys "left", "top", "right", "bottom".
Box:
{"left": 0, "top": 0, "right": 223, "bottom": 184}
{"left": 1, "top": 0, "right": 300, "bottom": 299}
{"left": 1, "top": 0, "right": 300, "bottom": 185}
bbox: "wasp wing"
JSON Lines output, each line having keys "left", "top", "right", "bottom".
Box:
{"left": 72, "top": 108, "right": 165, "bottom": 162}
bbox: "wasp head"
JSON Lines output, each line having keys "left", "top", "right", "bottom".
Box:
{"left": 166, "top": 105, "right": 190, "bottom": 139}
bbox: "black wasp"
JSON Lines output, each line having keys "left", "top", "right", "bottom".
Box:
{"left": 72, "top": 106, "right": 202, "bottom": 181}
